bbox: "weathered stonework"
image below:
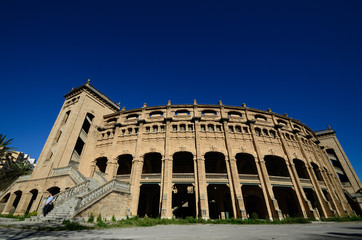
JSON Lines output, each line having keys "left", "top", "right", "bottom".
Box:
{"left": 1, "top": 82, "right": 361, "bottom": 220}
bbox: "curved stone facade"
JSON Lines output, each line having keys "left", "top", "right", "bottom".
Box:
{"left": 1, "top": 82, "right": 360, "bottom": 220}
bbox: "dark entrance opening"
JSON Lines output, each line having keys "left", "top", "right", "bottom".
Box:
{"left": 95, "top": 157, "right": 108, "bottom": 173}
{"left": 137, "top": 184, "right": 160, "bottom": 218}
{"left": 25, "top": 189, "right": 38, "bottom": 214}
{"left": 273, "top": 187, "right": 301, "bottom": 218}
{"left": 172, "top": 184, "right": 196, "bottom": 218}
{"left": 117, "top": 154, "right": 133, "bottom": 175}
{"left": 242, "top": 185, "right": 268, "bottom": 219}
{"left": 207, "top": 184, "right": 233, "bottom": 219}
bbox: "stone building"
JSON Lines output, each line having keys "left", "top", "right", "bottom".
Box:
{"left": 0, "top": 82, "right": 361, "bottom": 220}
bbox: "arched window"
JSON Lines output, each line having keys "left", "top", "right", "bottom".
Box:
{"left": 208, "top": 124, "right": 214, "bottom": 131}
{"left": 152, "top": 125, "right": 158, "bottom": 132}
{"left": 235, "top": 126, "right": 242, "bottom": 133}
{"left": 202, "top": 110, "right": 217, "bottom": 116}
{"left": 95, "top": 157, "right": 108, "bottom": 173}
{"left": 262, "top": 129, "right": 269, "bottom": 136}
{"left": 255, "top": 114, "right": 267, "bottom": 121}
{"left": 180, "top": 124, "right": 186, "bottom": 132}
{"left": 255, "top": 128, "right": 261, "bottom": 136}
{"left": 269, "top": 130, "right": 276, "bottom": 138}
{"left": 175, "top": 110, "right": 190, "bottom": 115}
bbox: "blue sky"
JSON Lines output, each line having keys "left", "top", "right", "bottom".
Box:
{"left": 1, "top": 1, "right": 361, "bottom": 178}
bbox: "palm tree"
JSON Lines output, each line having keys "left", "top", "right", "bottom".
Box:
{"left": 0, "top": 134, "right": 33, "bottom": 190}
{"left": 0, "top": 134, "right": 15, "bottom": 160}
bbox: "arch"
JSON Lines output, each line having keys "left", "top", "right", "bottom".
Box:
{"left": 207, "top": 124, "right": 214, "bottom": 131}
{"left": 202, "top": 110, "right": 217, "bottom": 116}
{"left": 175, "top": 109, "right": 190, "bottom": 115}
{"left": 95, "top": 157, "right": 108, "bottom": 173}
{"left": 149, "top": 111, "right": 164, "bottom": 117}
{"left": 265, "top": 155, "right": 289, "bottom": 177}
{"left": 137, "top": 184, "right": 160, "bottom": 218}
{"left": 117, "top": 154, "right": 133, "bottom": 175}
{"left": 11, "top": 190, "right": 22, "bottom": 214}
{"left": 277, "top": 119, "right": 287, "bottom": 126}
{"left": 293, "top": 159, "right": 309, "bottom": 179}
{"left": 0, "top": 193, "right": 11, "bottom": 213}
{"left": 143, "top": 152, "right": 162, "bottom": 173}
{"left": 204, "top": 152, "right": 226, "bottom": 173}
{"left": 273, "top": 187, "right": 301, "bottom": 217}
{"left": 235, "top": 153, "right": 257, "bottom": 174}
{"left": 255, "top": 127, "right": 262, "bottom": 136}
{"left": 207, "top": 184, "right": 233, "bottom": 219}
{"left": 172, "top": 184, "right": 196, "bottom": 218}
{"left": 304, "top": 188, "right": 325, "bottom": 218}
{"left": 25, "top": 189, "right": 38, "bottom": 213}
{"left": 228, "top": 111, "right": 242, "bottom": 117}
{"left": 311, "top": 162, "right": 323, "bottom": 181}
{"left": 242, "top": 185, "right": 268, "bottom": 219}
{"left": 126, "top": 114, "right": 139, "bottom": 120}
{"left": 47, "top": 186, "right": 60, "bottom": 195}
{"left": 254, "top": 114, "right": 267, "bottom": 121}
{"left": 173, "top": 151, "right": 194, "bottom": 173}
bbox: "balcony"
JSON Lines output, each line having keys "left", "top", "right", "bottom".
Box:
{"left": 141, "top": 173, "right": 161, "bottom": 183}
{"left": 116, "top": 174, "right": 131, "bottom": 183}
{"left": 269, "top": 176, "right": 293, "bottom": 186}
{"left": 172, "top": 173, "right": 195, "bottom": 182}
{"left": 206, "top": 173, "right": 228, "bottom": 183}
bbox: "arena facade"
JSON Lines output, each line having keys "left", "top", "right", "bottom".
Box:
{"left": 1, "top": 82, "right": 361, "bottom": 220}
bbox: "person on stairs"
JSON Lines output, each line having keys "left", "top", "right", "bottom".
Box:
{"left": 43, "top": 192, "right": 53, "bottom": 217}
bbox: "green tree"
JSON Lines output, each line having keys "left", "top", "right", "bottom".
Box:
{"left": 0, "top": 134, "right": 33, "bottom": 191}
{"left": 0, "top": 134, "right": 15, "bottom": 160}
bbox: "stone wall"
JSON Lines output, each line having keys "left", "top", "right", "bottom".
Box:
{"left": 75, "top": 191, "right": 130, "bottom": 220}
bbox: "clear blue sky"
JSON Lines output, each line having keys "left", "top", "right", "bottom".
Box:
{"left": 1, "top": 1, "right": 361, "bottom": 178}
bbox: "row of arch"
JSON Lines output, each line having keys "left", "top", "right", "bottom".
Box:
{"left": 95, "top": 152, "right": 326, "bottom": 181}
{"left": 0, "top": 187, "right": 60, "bottom": 215}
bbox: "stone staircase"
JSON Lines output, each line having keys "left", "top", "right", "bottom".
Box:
{"left": 27, "top": 177, "right": 130, "bottom": 223}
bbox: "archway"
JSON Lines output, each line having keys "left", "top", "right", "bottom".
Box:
{"left": 137, "top": 184, "right": 160, "bottom": 218}
{"left": 236, "top": 153, "right": 257, "bottom": 174}
{"left": 242, "top": 185, "right": 267, "bottom": 219}
{"left": 95, "top": 157, "right": 108, "bottom": 173}
{"left": 172, "top": 184, "right": 196, "bottom": 218}
{"left": 265, "top": 156, "right": 289, "bottom": 177}
{"left": 207, "top": 184, "right": 233, "bottom": 219}
{"left": 173, "top": 152, "right": 194, "bottom": 173}
{"left": 143, "top": 153, "right": 162, "bottom": 174}
{"left": 117, "top": 154, "right": 133, "bottom": 175}
{"left": 273, "top": 187, "right": 301, "bottom": 218}
{"left": 25, "top": 189, "right": 38, "bottom": 214}
{"left": 293, "top": 159, "right": 309, "bottom": 179}
{"left": 205, "top": 152, "right": 226, "bottom": 173}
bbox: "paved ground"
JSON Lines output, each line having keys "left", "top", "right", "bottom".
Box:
{"left": 0, "top": 220, "right": 362, "bottom": 240}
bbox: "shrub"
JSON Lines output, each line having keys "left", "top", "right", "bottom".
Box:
{"left": 88, "top": 213, "right": 94, "bottom": 223}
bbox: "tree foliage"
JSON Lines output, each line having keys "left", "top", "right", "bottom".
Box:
{"left": 0, "top": 134, "right": 33, "bottom": 191}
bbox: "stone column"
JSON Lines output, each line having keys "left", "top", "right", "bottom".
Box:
{"left": 274, "top": 127, "right": 308, "bottom": 218}
{"left": 14, "top": 192, "right": 32, "bottom": 216}
{"left": 161, "top": 156, "right": 173, "bottom": 218}
{"left": 2, "top": 193, "right": 16, "bottom": 214}
{"left": 294, "top": 134, "right": 331, "bottom": 218}
{"left": 220, "top": 113, "right": 246, "bottom": 219}
{"left": 129, "top": 156, "right": 143, "bottom": 216}
{"left": 248, "top": 120, "right": 282, "bottom": 220}
{"left": 193, "top": 112, "right": 209, "bottom": 219}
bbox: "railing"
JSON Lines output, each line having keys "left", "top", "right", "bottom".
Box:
{"left": 53, "top": 166, "right": 87, "bottom": 184}
{"left": 172, "top": 173, "right": 195, "bottom": 179}
{"left": 116, "top": 174, "right": 131, "bottom": 180}
{"left": 319, "top": 181, "right": 326, "bottom": 187}
{"left": 54, "top": 180, "right": 90, "bottom": 206}
{"left": 141, "top": 173, "right": 161, "bottom": 179}
{"left": 75, "top": 179, "right": 130, "bottom": 211}
{"left": 269, "top": 176, "right": 291, "bottom": 182}
{"left": 299, "top": 178, "right": 312, "bottom": 185}
{"left": 205, "top": 173, "right": 228, "bottom": 179}
{"left": 239, "top": 174, "right": 259, "bottom": 180}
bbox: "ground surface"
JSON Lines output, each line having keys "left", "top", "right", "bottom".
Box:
{"left": 0, "top": 221, "right": 362, "bottom": 240}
